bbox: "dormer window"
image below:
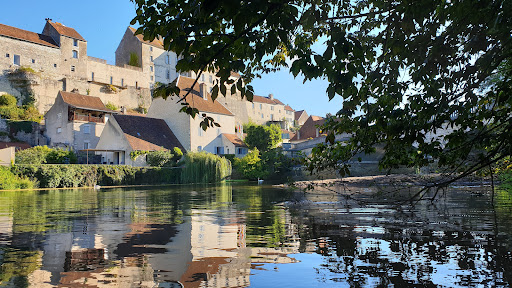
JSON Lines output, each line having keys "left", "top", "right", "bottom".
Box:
{"left": 73, "top": 39, "right": 78, "bottom": 47}
{"left": 72, "top": 50, "right": 78, "bottom": 58}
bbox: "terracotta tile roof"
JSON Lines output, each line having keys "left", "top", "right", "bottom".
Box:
{"left": 60, "top": 91, "right": 111, "bottom": 113}
{"left": 0, "top": 142, "right": 31, "bottom": 151}
{"left": 291, "top": 115, "right": 325, "bottom": 141}
{"left": 295, "top": 110, "right": 307, "bottom": 120}
{"left": 177, "top": 76, "right": 234, "bottom": 116}
{"left": 129, "top": 27, "right": 164, "bottom": 49}
{"left": 252, "top": 95, "right": 288, "bottom": 106}
{"left": 114, "top": 114, "right": 185, "bottom": 151}
{"left": 48, "top": 21, "right": 85, "bottom": 41}
{"left": 0, "top": 23, "right": 58, "bottom": 48}
{"left": 284, "top": 105, "right": 294, "bottom": 111}
{"left": 252, "top": 95, "right": 277, "bottom": 105}
{"left": 222, "top": 133, "right": 247, "bottom": 147}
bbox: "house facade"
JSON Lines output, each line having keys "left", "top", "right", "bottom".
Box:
{"left": 294, "top": 110, "right": 309, "bottom": 126}
{"left": 95, "top": 114, "right": 184, "bottom": 166}
{"left": 45, "top": 91, "right": 112, "bottom": 150}
{"left": 147, "top": 76, "right": 237, "bottom": 155}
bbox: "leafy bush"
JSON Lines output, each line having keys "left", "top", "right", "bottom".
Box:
{"left": 22, "top": 106, "right": 43, "bottom": 123}
{"left": 233, "top": 149, "right": 268, "bottom": 180}
{"left": 0, "top": 166, "right": 34, "bottom": 190}
{"left": 105, "top": 102, "right": 119, "bottom": 111}
{"left": 181, "top": 151, "right": 232, "bottom": 183}
{"left": 146, "top": 149, "right": 182, "bottom": 167}
{"left": 0, "top": 105, "right": 23, "bottom": 120}
{"left": 129, "top": 52, "right": 140, "bottom": 67}
{"left": 233, "top": 148, "right": 294, "bottom": 181}
{"left": 12, "top": 165, "right": 182, "bottom": 188}
{"left": 16, "top": 146, "right": 77, "bottom": 165}
{"left": 0, "top": 94, "right": 17, "bottom": 106}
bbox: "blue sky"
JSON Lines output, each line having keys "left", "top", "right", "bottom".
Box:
{"left": 2, "top": 0, "right": 342, "bottom": 117}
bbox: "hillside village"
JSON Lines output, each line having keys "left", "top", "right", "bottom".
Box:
{"left": 0, "top": 19, "right": 329, "bottom": 166}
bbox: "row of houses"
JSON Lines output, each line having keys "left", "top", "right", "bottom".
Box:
{"left": 0, "top": 19, "right": 332, "bottom": 165}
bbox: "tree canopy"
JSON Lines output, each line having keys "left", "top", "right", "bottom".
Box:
{"left": 132, "top": 0, "right": 512, "bottom": 185}
{"left": 244, "top": 123, "right": 282, "bottom": 152}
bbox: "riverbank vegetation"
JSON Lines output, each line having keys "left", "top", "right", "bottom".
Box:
{"left": 2, "top": 149, "right": 231, "bottom": 190}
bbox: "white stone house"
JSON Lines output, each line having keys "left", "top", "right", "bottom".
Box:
{"left": 44, "top": 91, "right": 112, "bottom": 150}
{"left": 147, "top": 76, "right": 238, "bottom": 155}
{"left": 220, "top": 134, "right": 248, "bottom": 157}
{"left": 95, "top": 114, "right": 184, "bottom": 166}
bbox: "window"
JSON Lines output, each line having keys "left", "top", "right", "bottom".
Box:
{"left": 57, "top": 113, "right": 62, "bottom": 119}
{"left": 57, "top": 127, "right": 62, "bottom": 134}
{"left": 252, "top": 103, "right": 254, "bottom": 109}
{"left": 271, "top": 106, "right": 274, "bottom": 111}
{"left": 271, "top": 114, "right": 274, "bottom": 121}
{"left": 217, "top": 128, "right": 221, "bottom": 135}
{"left": 150, "top": 76, "right": 154, "bottom": 81}
{"left": 72, "top": 50, "right": 78, "bottom": 58}
{"left": 282, "top": 133, "right": 290, "bottom": 139}
{"left": 91, "top": 72, "right": 94, "bottom": 81}
{"left": 31, "top": 59, "right": 35, "bottom": 64}
{"left": 150, "top": 46, "right": 153, "bottom": 52}
{"left": 83, "top": 125, "right": 90, "bottom": 134}
{"left": 150, "top": 66, "right": 153, "bottom": 72}
{"left": 71, "top": 65, "right": 75, "bottom": 72}
{"left": 165, "top": 54, "right": 170, "bottom": 64}
{"left": 5, "top": 53, "right": 9, "bottom": 57}
{"left": 121, "top": 78, "right": 124, "bottom": 86}
{"left": 260, "top": 104, "right": 262, "bottom": 109}
{"left": 261, "top": 113, "right": 264, "bottom": 119}
{"left": 198, "top": 126, "right": 203, "bottom": 137}
{"left": 209, "top": 75, "right": 212, "bottom": 83}
{"left": 135, "top": 81, "right": 138, "bottom": 88}
{"left": 166, "top": 69, "right": 170, "bottom": 79}
{"left": 201, "top": 74, "right": 205, "bottom": 81}
{"left": 197, "top": 146, "right": 202, "bottom": 151}
{"left": 73, "top": 39, "right": 78, "bottom": 46}
{"left": 84, "top": 142, "right": 90, "bottom": 150}
{"left": 216, "top": 147, "right": 224, "bottom": 154}
{"left": 150, "top": 56, "right": 153, "bottom": 62}
{"left": 110, "top": 76, "right": 113, "bottom": 84}
{"left": 13, "top": 54, "right": 20, "bottom": 66}
{"left": 54, "top": 63, "right": 57, "bottom": 68}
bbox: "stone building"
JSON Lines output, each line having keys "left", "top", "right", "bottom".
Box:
{"left": 44, "top": 91, "right": 112, "bottom": 150}
{"left": 0, "top": 20, "right": 152, "bottom": 114}
{"left": 147, "top": 76, "right": 237, "bottom": 154}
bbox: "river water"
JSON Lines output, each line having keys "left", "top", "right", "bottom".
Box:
{"left": 0, "top": 183, "right": 512, "bottom": 287}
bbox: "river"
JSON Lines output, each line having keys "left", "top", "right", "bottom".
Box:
{"left": 0, "top": 183, "right": 511, "bottom": 287}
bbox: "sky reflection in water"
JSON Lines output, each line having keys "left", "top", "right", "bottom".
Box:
{"left": 0, "top": 183, "right": 511, "bottom": 287}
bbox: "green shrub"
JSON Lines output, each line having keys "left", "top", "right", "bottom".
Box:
{"left": 0, "top": 106, "right": 23, "bottom": 120}
{"left": 129, "top": 52, "right": 140, "bottom": 67}
{"left": 0, "top": 94, "right": 17, "bottom": 106}
{"left": 146, "top": 150, "right": 177, "bottom": 167}
{"left": 12, "top": 164, "right": 182, "bottom": 188}
{"left": 0, "top": 166, "right": 34, "bottom": 190}
{"left": 16, "top": 146, "right": 76, "bottom": 165}
{"left": 105, "top": 102, "right": 118, "bottom": 111}
{"left": 233, "top": 149, "right": 268, "bottom": 180}
{"left": 181, "top": 151, "right": 232, "bottom": 183}
{"left": 21, "top": 106, "right": 43, "bottom": 123}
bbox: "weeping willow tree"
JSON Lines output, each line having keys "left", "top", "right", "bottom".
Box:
{"left": 181, "top": 152, "right": 232, "bottom": 184}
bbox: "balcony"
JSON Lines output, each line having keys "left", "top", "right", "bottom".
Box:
{"left": 69, "top": 112, "right": 104, "bottom": 123}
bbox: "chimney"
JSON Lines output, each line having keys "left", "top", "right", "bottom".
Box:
{"left": 199, "top": 83, "right": 207, "bottom": 100}
{"left": 269, "top": 93, "right": 274, "bottom": 100}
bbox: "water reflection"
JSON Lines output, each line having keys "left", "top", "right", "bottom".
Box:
{"left": 0, "top": 184, "right": 511, "bottom": 287}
